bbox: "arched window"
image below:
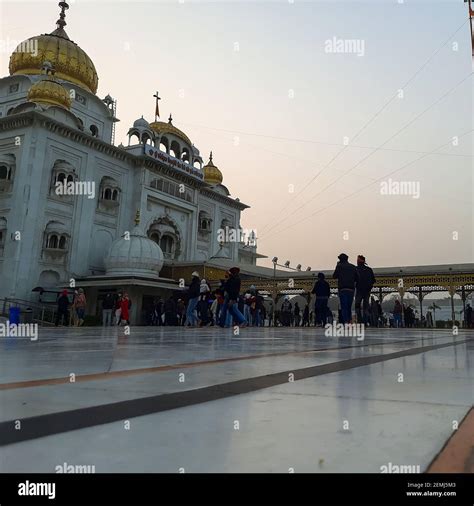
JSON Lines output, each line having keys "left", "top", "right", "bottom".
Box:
{"left": 181, "top": 148, "right": 190, "bottom": 163}
{"left": 59, "top": 236, "right": 67, "bottom": 249}
{"left": 104, "top": 188, "right": 112, "bottom": 200}
{"left": 112, "top": 189, "right": 118, "bottom": 201}
{"left": 170, "top": 140, "right": 180, "bottom": 159}
{"left": 0, "top": 165, "right": 9, "bottom": 180}
{"left": 199, "top": 211, "right": 212, "bottom": 233}
{"left": 48, "top": 234, "right": 59, "bottom": 249}
{"left": 56, "top": 173, "right": 66, "bottom": 184}
{"left": 160, "top": 235, "right": 174, "bottom": 256}
{"left": 66, "top": 174, "right": 74, "bottom": 184}
{"left": 129, "top": 132, "right": 140, "bottom": 145}
{"left": 159, "top": 137, "right": 169, "bottom": 153}
{"left": 90, "top": 125, "right": 99, "bottom": 137}
{"left": 150, "top": 232, "right": 160, "bottom": 244}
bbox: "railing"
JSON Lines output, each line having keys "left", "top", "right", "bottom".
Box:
{"left": 0, "top": 298, "right": 57, "bottom": 326}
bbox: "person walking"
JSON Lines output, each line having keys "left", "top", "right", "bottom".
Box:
{"left": 102, "top": 292, "right": 114, "bottom": 326}
{"left": 312, "top": 272, "right": 331, "bottom": 326}
{"left": 55, "top": 289, "right": 70, "bottom": 327}
{"left": 219, "top": 267, "right": 247, "bottom": 327}
{"left": 280, "top": 297, "right": 292, "bottom": 326}
{"left": 255, "top": 289, "right": 264, "bottom": 326}
{"left": 154, "top": 297, "right": 163, "bottom": 326}
{"left": 294, "top": 302, "right": 301, "bottom": 327}
{"left": 355, "top": 255, "right": 376, "bottom": 325}
{"left": 114, "top": 292, "right": 123, "bottom": 325}
{"left": 74, "top": 288, "right": 86, "bottom": 326}
{"left": 164, "top": 296, "right": 177, "bottom": 326}
{"left": 465, "top": 303, "right": 472, "bottom": 329}
{"left": 177, "top": 299, "right": 186, "bottom": 326}
{"left": 120, "top": 292, "right": 131, "bottom": 325}
{"left": 243, "top": 293, "right": 253, "bottom": 325}
{"left": 369, "top": 296, "right": 379, "bottom": 327}
{"left": 302, "top": 304, "right": 310, "bottom": 327}
{"left": 393, "top": 299, "right": 403, "bottom": 327}
{"left": 333, "top": 253, "right": 359, "bottom": 324}
{"left": 185, "top": 272, "right": 200, "bottom": 326}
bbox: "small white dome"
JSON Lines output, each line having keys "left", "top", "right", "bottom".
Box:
{"left": 105, "top": 224, "right": 164, "bottom": 279}
{"left": 133, "top": 116, "right": 150, "bottom": 129}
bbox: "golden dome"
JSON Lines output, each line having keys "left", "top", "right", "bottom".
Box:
{"left": 203, "top": 152, "right": 223, "bottom": 185}
{"left": 150, "top": 116, "right": 192, "bottom": 146}
{"left": 28, "top": 76, "right": 72, "bottom": 110}
{"left": 9, "top": 3, "right": 98, "bottom": 94}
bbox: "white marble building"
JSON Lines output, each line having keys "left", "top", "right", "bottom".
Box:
{"left": 0, "top": 3, "right": 262, "bottom": 318}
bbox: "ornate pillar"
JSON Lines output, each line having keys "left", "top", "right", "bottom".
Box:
{"left": 418, "top": 286, "right": 423, "bottom": 320}
{"left": 461, "top": 286, "right": 466, "bottom": 327}
{"left": 398, "top": 271, "right": 405, "bottom": 327}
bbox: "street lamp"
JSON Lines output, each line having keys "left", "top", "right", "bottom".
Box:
{"left": 284, "top": 260, "right": 290, "bottom": 268}
{"left": 272, "top": 257, "right": 278, "bottom": 326}
{"left": 306, "top": 266, "right": 311, "bottom": 271}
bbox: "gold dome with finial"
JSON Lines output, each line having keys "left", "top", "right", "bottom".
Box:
{"left": 149, "top": 114, "right": 192, "bottom": 147}
{"left": 27, "top": 61, "right": 72, "bottom": 110}
{"left": 203, "top": 152, "right": 223, "bottom": 185}
{"left": 9, "top": 2, "right": 98, "bottom": 94}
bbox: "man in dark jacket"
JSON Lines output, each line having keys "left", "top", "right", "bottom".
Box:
{"left": 333, "top": 253, "right": 359, "bottom": 324}
{"left": 102, "top": 292, "right": 115, "bottom": 326}
{"left": 55, "top": 289, "right": 70, "bottom": 327}
{"left": 219, "top": 267, "right": 247, "bottom": 327}
{"left": 355, "top": 255, "right": 376, "bottom": 325}
{"left": 312, "top": 272, "right": 331, "bottom": 326}
{"left": 465, "top": 304, "right": 472, "bottom": 329}
{"left": 185, "top": 272, "right": 200, "bottom": 326}
{"left": 164, "top": 297, "right": 177, "bottom": 326}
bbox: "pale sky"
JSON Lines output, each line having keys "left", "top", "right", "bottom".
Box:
{"left": 1, "top": 0, "right": 472, "bottom": 270}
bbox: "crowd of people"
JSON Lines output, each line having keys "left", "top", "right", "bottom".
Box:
{"left": 55, "top": 253, "right": 473, "bottom": 329}
{"left": 55, "top": 290, "right": 132, "bottom": 327}
{"left": 173, "top": 268, "right": 266, "bottom": 328}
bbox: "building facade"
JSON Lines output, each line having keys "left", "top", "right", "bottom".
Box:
{"left": 0, "top": 2, "right": 262, "bottom": 317}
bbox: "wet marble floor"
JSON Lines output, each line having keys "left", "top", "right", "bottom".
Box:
{"left": 0, "top": 327, "right": 472, "bottom": 472}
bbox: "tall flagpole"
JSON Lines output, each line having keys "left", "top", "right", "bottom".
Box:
{"left": 153, "top": 91, "right": 161, "bottom": 121}
{"left": 470, "top": 0, "right": 474, "bottom": 59}
{"left": 466, "top": 0, "right": 474, "bottom": 59}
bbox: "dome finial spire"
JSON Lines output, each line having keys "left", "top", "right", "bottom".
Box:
{"left": 168, "top": 113, "right": 173, "bottom": 124}
{"left": 56, "top": 2, "right": 69, "bottom": 30}
{"left": 134, "top": 209, "right": 141, "bottom": 226}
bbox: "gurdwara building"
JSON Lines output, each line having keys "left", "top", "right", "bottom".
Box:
{"left": 0, "top": 2, "right": 264, "bottom": 322}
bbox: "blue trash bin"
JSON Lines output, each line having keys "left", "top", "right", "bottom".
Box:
{"left": 9, "top": 307, "right": 21, "bottom": 325}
